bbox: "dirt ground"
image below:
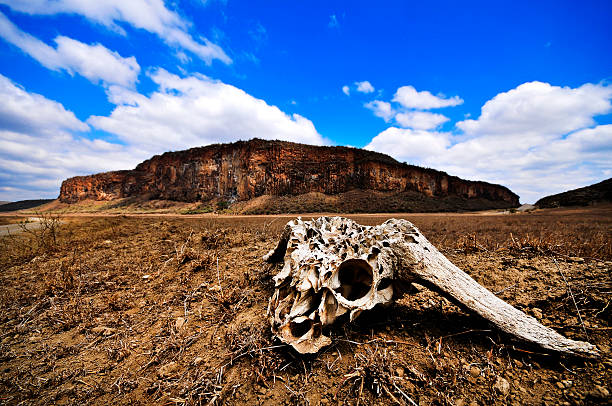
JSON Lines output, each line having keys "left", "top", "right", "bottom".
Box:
{"left": 0, "top": 207, "right": 610, "bottom": 405}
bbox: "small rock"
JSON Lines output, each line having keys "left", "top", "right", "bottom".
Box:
{"left": 569, "top": 257, "right": 584, "bottom": 263}
{"left": 470, "top": 366, "right": 481, "bottom": 378}
{"left": 514, "top": 360, "right": 523, "bottom": 368}
{"left": 395, "top": 367, "right": 405, "bottom": 377}
{"left": 531, "top": 308, "right": 543, "bottom": 320}
{"left": 142, "top": 274, "right": 151, "bottom": 280}
{"left": 103, "top": 240, "right": 112, "bottom": 244}
{"left": 455, "top": 400, "right": 466, "bottom": 406}
{"left": 91, "top": 326, "right": 115, "bottom": 336}
{"left": 556, "top": 382, "right": 565, "bottom": 389}
{"left": 158, "top": 362, "right": 178, "bottom": 378}
{"left": 494, "top": 377, "right": 510, "bottom": 395}
{"left": 562, "top": 380, "right": 573, "bottom": 389}
{"left": 193, "top": 357, "right": 204, "bottom": 365}
{"left": 175, "top": 317, "right": 186, "bottom": 330}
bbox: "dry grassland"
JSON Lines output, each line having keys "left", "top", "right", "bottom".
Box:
{"left": 0, "top": 206, "right": 610, "bottom": 405}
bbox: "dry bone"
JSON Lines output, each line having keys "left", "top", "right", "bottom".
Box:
{"left": 265, "top": 217, "right": 599, "bottom": 357}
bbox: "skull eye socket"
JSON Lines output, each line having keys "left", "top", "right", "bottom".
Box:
{"left": 335, "top": 259, "right": 373, "bottom": 301}
{"left": 289, "top": 318, "right": 313, "bottom": 338}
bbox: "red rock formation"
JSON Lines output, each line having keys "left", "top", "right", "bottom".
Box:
{"left": 59, "top": 139, "right": 519, "bottom": 209}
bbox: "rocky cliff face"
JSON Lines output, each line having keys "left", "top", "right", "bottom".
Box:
{"left": 59, "top": 139, "right": 519, "bottom": 209}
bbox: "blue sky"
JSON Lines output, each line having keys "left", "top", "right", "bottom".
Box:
{"left": 0, "top": 0, "right": 611, "bottom": 203}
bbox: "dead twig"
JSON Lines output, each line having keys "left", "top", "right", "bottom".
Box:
{"left": 392, "top": 382, "right": 418, "bottom": 406}
{"left": 552, "top": 258, "right": 589, "bottom": 340}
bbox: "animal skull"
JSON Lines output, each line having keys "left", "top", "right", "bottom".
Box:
{"left": 265, "top": 217, "right": 599, "bottom": 357}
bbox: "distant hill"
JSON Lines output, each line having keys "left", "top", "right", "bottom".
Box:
{"left": 0, "top": 199, "right": 55, "bottom": 212}
{"left": 536, "top": 178, "right": 612, "bottom": 208}
{"left": 59, "top": 139, "right": 519, "bottom": 213}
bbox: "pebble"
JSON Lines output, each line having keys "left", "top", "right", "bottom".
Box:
{"left": 91, "top": 326, "right": 115, "bottom": 336}
{"left": 569, "top": 257, "right": 584, "bottom": 263}
{"left": 531, "top": 308, "right": 543, "bottom": 319}
{"left": 470, "top": 366, "right": 481, "bottom": 378}
{"left": 157, "top": 361, "right": 178, "bottom": 378}
{"left": 193, "top": 357, "right": 204, "bottom": 365}
{"left": 396, "top": 367, "right": 405, "bottom": 377}
{"left": 494, "top": 377, "right": 510, "bottom": 395}
{"left": 175, "top": 317, "right": 186, "bottom": 330}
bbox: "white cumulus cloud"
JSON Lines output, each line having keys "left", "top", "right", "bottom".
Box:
{"left": 456, "top": 81, "right": 612, "bottom": 137}
{"left": 363, "top": 84, "right": 460, "bottom": 129}
{"left": 0, "top": 12, "right": 140, "bottom": 87}
{"left": 0, "top": 74, "right": 147, "bottom": 200}
{"left": 364, "top": 100, "right": 394, "bottom": 122}
{"left": 0, "top": 0, "right": 230, "bottom": 65}
{"left": 395, "top": 111, "right": 449, "bottom": 130}
{"left": 0, "top": 70, "right": 327, "bottom": 200}
{"left": 366, "top": 127, "right": 451, "bottom": 163}
{"left": 88, "top": 69, "right": 326, "bottom": 155}
{"left": 342, "top": 85, "right": 350, "bottom": 96}
{"left": 366, "top": 81, "right": 612, "bottom": 203}
{"left": 0, "top": 74, "right": 88, "bottom": 136}
{"left": 393, "top": 85, "right": 463, "bottom": 109}
{"left": 355, "top": 81, "right": 375, "bottom": 94}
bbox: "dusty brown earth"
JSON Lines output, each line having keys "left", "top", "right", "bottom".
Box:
{"left": 0, "top": 206, "right": 611, "bottom": 405}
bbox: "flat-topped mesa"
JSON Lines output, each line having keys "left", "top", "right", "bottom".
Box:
{"left": 59, "top": 138, "right": 519, "bottom": 208}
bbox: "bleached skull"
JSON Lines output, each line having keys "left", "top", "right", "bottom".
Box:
{"left": 265, "top": 217, "right": 406, "bottom": 353}
{"left": 265, "top": 216, "right": 600, "bottom": 357}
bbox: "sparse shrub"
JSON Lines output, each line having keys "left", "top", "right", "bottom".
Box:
{"left": 181, "top": 205, "right": 214, "bottom": 215}
{"left": 19, "top": 211, "right": 63, "bottom": 255}
{"left": 216, "top": 200, "right": 230, "bottom": 211}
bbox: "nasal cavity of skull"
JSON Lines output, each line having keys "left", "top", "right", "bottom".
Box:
{"left": 289, "top": 318, "right": 313, "bottom": 338}
{"left": 291, "top": 289, "right": 321, "bottom": 318}
{"left": 335, "top": 259, "right": 373, "bottom": 301}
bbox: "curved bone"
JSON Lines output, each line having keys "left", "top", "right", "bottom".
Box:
{"left": 265, "top": 217, "right": 599, "bottom": 357}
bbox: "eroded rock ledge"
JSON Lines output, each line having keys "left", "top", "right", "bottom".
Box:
{"left": 59, "top": 139, "right": 519, "bottom": 210}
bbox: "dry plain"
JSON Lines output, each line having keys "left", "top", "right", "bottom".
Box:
{"left": 0, "top": 205, "right": 610, "bottom": 405}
